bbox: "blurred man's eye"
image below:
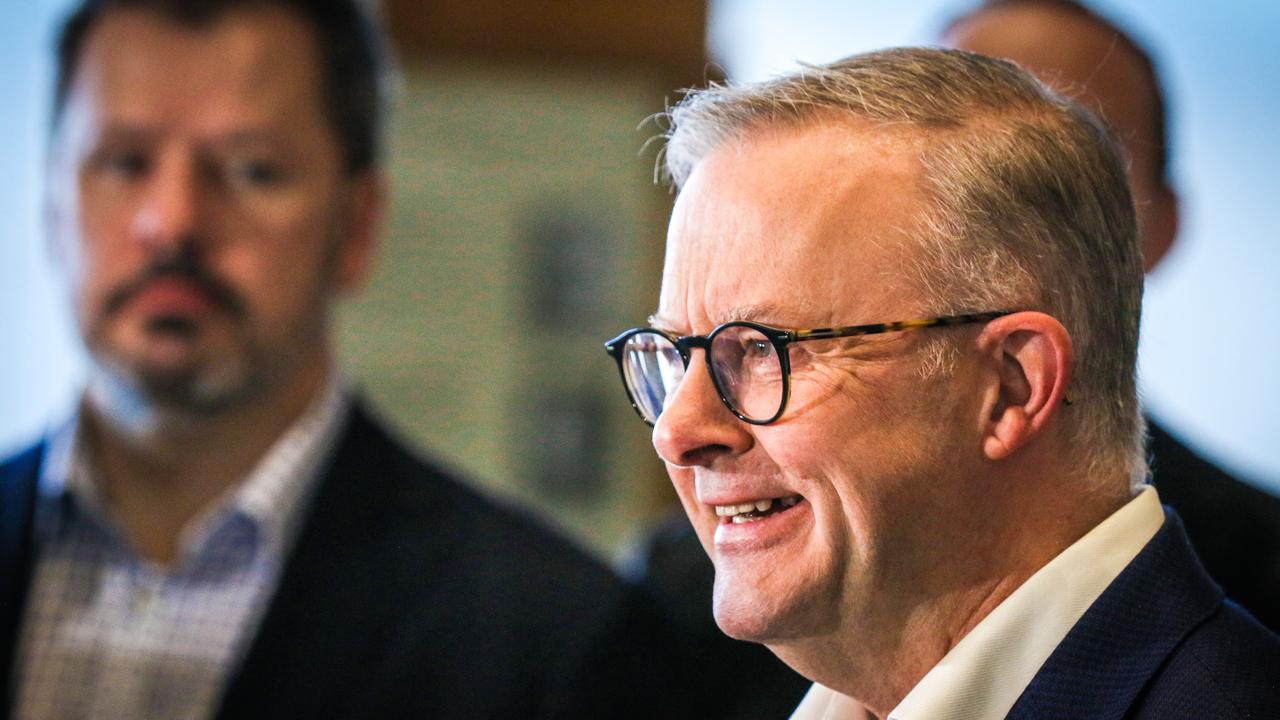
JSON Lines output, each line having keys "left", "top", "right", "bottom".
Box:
{"left": 228, "top": 159, "right": 286, "bottom": 188}
{"left": 90, "top": 149, "right": 150, "bottom": 178}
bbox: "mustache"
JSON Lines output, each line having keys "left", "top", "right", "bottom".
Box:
{"left": 102, "top": 251, "right": 247, "bottom": 320}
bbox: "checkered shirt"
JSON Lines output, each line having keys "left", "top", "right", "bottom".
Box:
{"left": 13, "top": 378, "right": 350, "bottom": 720}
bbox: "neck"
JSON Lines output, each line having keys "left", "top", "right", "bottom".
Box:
{"left": 772, "top": 461, "right": 1132, "bottom": 717}
{"left": 772, "top": 572, "right": 1035, "bottom": 716}
{"left": 81, "top": 355, "right": 331, "bottom": 566}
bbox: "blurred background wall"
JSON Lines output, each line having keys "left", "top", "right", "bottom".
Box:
{"left": 2, "top": 0, "right": 1276, "bottom": 557}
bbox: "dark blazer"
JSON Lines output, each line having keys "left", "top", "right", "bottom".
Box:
{"left": 1148, "top": 419, "right": 1280, "bottom": 632}
{"left": 0, "top": 403, "right": 690, "bottom": 719}
{"left": 1007, "top": 511, "right": 1280, "bottom": 718}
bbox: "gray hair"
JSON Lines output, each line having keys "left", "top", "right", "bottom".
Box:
{"left": 660, "top": 47, "right": 1146, "bottom": 487}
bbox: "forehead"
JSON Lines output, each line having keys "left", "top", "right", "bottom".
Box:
{"left": 62, "top": 5, "right": 327, "bottom": 140}
{"left": 659, "top": 120, "right": 931, "bottom": 329}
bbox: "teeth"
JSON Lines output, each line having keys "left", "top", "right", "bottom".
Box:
{"left": 713, "top": 495, "right": 799, "bottom": 518}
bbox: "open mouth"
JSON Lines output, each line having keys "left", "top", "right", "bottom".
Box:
{"left": 714, "top": 494, "right": 803, "bottom": 524}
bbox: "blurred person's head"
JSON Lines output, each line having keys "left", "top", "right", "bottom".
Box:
{"left": 612, "top": 47, "right": 1142, "bottom": 709}
{"left": 942, "top": 0, "right": 1179, "bottom": 272}
{"left": 45, "top": 0, "right": 389, "bottom": 424}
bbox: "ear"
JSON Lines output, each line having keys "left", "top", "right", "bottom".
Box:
{"left": 1139, "top": 183, "right": 1179, "bottom": 273}
{"left": 334, "top": 169, "right": 386, "bottom": 293}
{"left": 976, "top": 311, "right": 1074, "bottom": 461}
{"left": 44, "top": 193, "right": 66, "bottom": 269}
{"left": 43, "top": 146, "right": 72, "bottom": 272}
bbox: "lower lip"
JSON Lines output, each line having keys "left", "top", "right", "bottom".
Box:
{"left": 128, "top": 279, "right": 218, "bottom": 317}
{"left": 713, "top": 499, "right": 811, "bottom": 553}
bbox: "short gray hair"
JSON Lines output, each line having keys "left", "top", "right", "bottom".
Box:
{"left": 660, "top": 47, "right": 1146, "bottom": 487}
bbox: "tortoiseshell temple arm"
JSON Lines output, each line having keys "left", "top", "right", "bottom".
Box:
{"left": 791, "top": 311, "right": 1014, "bottom": 342}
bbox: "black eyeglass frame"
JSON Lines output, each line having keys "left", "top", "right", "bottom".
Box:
{"left": 604, "top": 310, "right": 1013, "bottom": 426}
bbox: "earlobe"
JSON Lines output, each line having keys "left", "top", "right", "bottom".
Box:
{"left": 44, "top": 191, "right": 73, "bottom": 274}
{"left": 978, "top": 313, "right": 1073, "bottom": 461}
{"left": 43, "top": 156, "right": 68, "bottom": 270}
{"left": 45, "top": 202, "right": 63, "bottom": 267}
{"left": 335, "top": 170, "right": 386, "bottom": 292}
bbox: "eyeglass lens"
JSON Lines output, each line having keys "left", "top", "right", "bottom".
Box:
{"left": 620, "top": 325, "right": 785, "bottom": 423}
{"left": 621, "top": 333, "right": 685, "bottom": 423}
{"left": 709, "top": 325, "right": 784, "bottom": 421}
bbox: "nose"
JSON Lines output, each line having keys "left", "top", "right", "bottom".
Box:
{"left": 130, "top": 152, "right": 205, "bottom": 255}
{"left": 652, "top": 353, "right": 754, "bottom": 468}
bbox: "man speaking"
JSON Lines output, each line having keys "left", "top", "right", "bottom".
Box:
{"left": 607, "top": 47, "right": 1279, "bottom": 718}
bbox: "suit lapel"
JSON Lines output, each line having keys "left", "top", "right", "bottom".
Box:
{"left": 1006, "top": 512, "right": 1222, "bottom": 720}
{"left": 0, "top": 443, "right": 43, "bottom": 720}
{"left": 215, "top": 405, "right": 448, "bottom": 718}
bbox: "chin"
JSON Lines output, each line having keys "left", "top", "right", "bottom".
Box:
{"left": 711, "top": 567, "right": 839, "bottom": 643}
{"left": 138, "top": 368, "right": 249, "bottom": 412}
{"left": 100, "top": 351, "right": 258, "bottom": 415}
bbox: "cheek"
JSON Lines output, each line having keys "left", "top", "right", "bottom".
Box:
{"left": 667, "top": 466, "right": 702, "bottom": 518}
{"left": 64, "top": 226, "right": 136, "bottom": 327}
{"left": 667, "top": 464, "right": 695, "bottom": 501}
{"left": 667, "top": 466, "right": 718, "bottom": 553}
{"left": 222, "top": 211, "right": 341, "bottom": 305}
{"left": 759, "top": 395, "right": 930, "bottom": 544}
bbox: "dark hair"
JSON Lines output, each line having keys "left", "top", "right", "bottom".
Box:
{"left": 943, "top": 0, "right": 1171, "bottom": 187}
{"left": 52, "top": 0, "right": 392, "bottom": 173}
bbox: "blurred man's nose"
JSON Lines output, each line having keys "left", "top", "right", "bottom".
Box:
{"left": 652, "top": 354, "right": 754, "bottom": 469}
{"left": 131, "top": 152, "right": 205, "bottom": 255}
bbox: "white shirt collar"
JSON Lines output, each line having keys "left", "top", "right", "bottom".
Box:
{"left": 791, "top": 486, "right": 1166, "bottom": 720}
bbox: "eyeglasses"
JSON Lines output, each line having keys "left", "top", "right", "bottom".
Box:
{"left": 604, "top": 311, "right": 1012, "bottom": 426}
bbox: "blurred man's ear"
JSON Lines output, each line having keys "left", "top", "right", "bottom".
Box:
{"left": 975, "top": 312, "right": 1074, "bottom": 461}
{"left": 43, "top": 148, "right": 72, "bottom": 274}
{"left": 334, "top": 169, "right": 386, "bottom": 293}
{"left": 1141, "top": 183, "right": 1180, "bottom": 273}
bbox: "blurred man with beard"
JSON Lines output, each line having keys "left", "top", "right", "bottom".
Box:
{"left": 0, "top": 1, "right": 683, "bottom": 718}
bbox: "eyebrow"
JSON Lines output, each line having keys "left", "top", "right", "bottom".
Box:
{"left": 91, "top": 123, "right": 159, "bottom": 144}
{"left": 93, "top": 123, "right": 290, "bottom": 148}
{"left": 216, "top": 129, "right": 294, "bottom": 148}
{"left": 647, "top": 302, "right": 819, "bottom": 333}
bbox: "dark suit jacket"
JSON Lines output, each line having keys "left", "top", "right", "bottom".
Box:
{"left": 786, "top": 511, "right": 1280, "bottom": 718}
{"left": 1007, "top": 511, "right": 1280, "bottom": 718}
{"left": 0, "top": 403, "right": 690, "bottom": 719}
{"left": 1148, "top": 419, "right": 1280, "bottom": 632}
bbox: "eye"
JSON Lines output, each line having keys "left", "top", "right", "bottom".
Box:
{"left": 91, "top": 148, "right": 150, "bottom": 179}
{"left": 744, "top": 337, "right": 776, "bottom": 359}
{"left": 228, "top": 158, "right": 286, "bottom": 187}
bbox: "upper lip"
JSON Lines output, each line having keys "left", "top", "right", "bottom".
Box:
{"left": 138, "top": 275, "right": 209, "bottom": 295}
{"left": 698, "top": 487, "right": 803, "bottom": 508}
{"left": 693, "top": 470, "right": 804, "bottom": 513}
